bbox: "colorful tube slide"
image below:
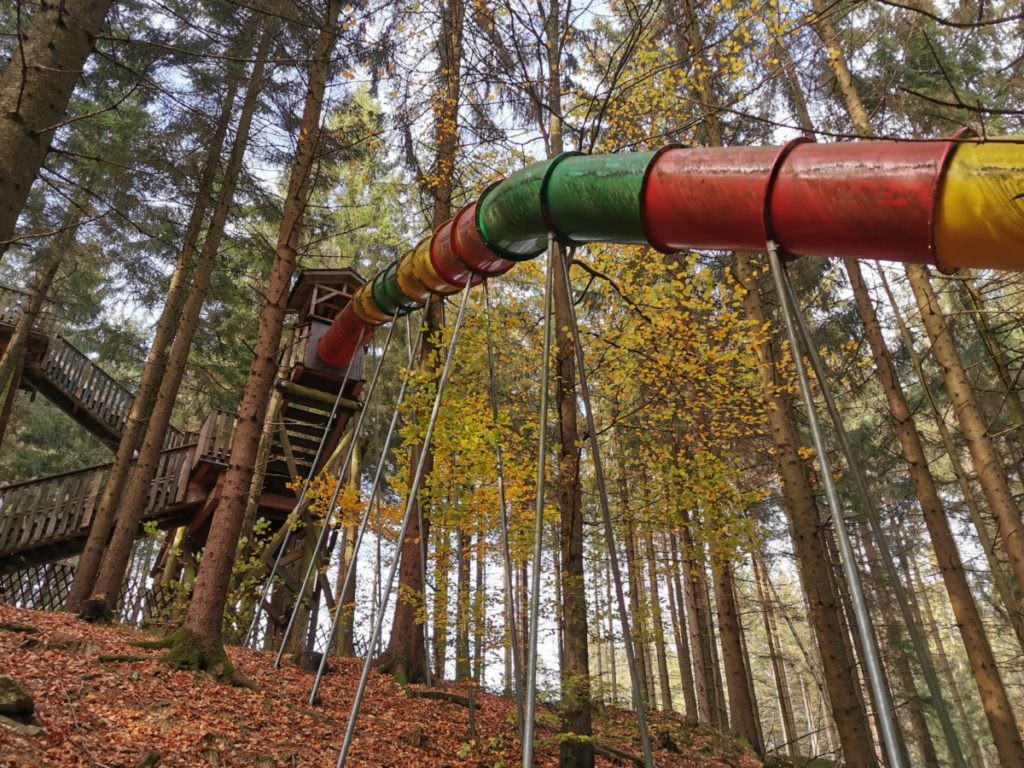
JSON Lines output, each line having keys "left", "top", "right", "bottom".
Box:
{"left": 317, "top": 137, "right": 1024, "bottom": 368}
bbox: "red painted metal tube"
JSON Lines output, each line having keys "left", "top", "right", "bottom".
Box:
{"left": 769, "top": 141, "right": 951, "bottom": 264}
{"left": 430, "top": 219, "right": 486, "bottom": 289}
{"left": 318, "top": 303, "right": 373, "bottom": 368}
{"left": 641, "top": 145, "right": 788, "bottom": 253}
{"left": 452, "top": 202, "right": 515, "bottom": 276}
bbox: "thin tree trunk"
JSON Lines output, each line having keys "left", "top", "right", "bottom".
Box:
{"left": 337, "top": 442, "right": 360, "bottom": 656}
{"left": 907, "top": 265, "right": 1024, "bottom": 598}
{"left": 455, "top": 530, "right": 471, "bottom": 681}
{"left": 678, "top": 517, "right": 713, "bottom": 723}
{"left": 605, "top": 553, "right": 619, "bottom": 707}
{"left": 552, "top": 517, "right": 565, "bottom": 673}
{"left": 175, "top": 0, "right": 342, "bottom": 668}
{"left": 0, "top": 226, "right": 73, "bottom": 442}
{"left": 624, "top": 525, "right": 651, "bottom": 710}
{"left": 667, "top": 530, "right": 698, "bottom": 722}
{"left": 472, "top": 533, "right": 485, "bottom": 683}
{"left": 547, "top": 4, "right": 592, "bottom": 753}
{"left": 753, "top": 554, "right": 798, "bottom": 756}
{"left": 433, "top": 528, "right": 451, "bottom": 680}
{"left": 799, "top": 675, "right": 819, "bottom": 756}
{"left": 65, "top": 52, "right": 244, "bottom": 613}
{"left": 644, "top": 532, "right": 673, "bottom": 712}
{"left": 380, "top": 0, "right": 464, "bottom": 685}
{"left": 0, "top": 0, "right": 114, "bottom": 252}
{"left": 957, "top": 275, "right": 1024, "bottom": 489}
{"left": 86, "top": 21, "right": 273, "bottom": 615}
{"left": 713, "top": 555, "right": 764, "bottom": 754}
{"left": 900, "top": 525, "right": 989, "bottom": 768}
{"left": 858, "top": 522, "right": 937, "bottom": 767}
{"left": 878, "top": 265, "right": 1024, "bottom": 648}
{"left": 734, "top": 251, "right": 875, "bottom": 765}
{"left": 848, "top": 258, "right": 1022, "bottom": 762}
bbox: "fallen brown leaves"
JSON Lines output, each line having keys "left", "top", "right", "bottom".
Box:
{"left": 0, "top": 606, "right": 761, "bottom": 768}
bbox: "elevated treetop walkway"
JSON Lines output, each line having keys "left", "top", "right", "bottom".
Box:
{"left": 0, "top": 270, "right": 366, "bottom": 582}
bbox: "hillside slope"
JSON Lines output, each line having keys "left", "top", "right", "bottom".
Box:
{"left": 0, "top": 605, "right": 762, "bottom": 767}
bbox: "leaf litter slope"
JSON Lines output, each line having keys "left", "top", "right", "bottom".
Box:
{"left": 0, "top": 605, "right": 761, "bottom": 767}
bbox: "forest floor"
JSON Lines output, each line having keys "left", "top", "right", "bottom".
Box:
{"left": 0, "top": 605, "right": 764, "bottom": 768}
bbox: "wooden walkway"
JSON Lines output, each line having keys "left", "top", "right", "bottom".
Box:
{"left": 0, "top": 410, "right": 235, "bottom": 574}
{"left": 0, "top": 285, "right": 186, "bottom": 449}
{"left": 0, "top": 279, "right": 357, "bottom": 579}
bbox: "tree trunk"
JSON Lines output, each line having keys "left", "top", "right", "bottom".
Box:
{"left": 623, "top": 525, "right": 651, "bottom": 711}
{"left": 380, "top": 0, "right": 464, "bottom": 684}
{"left": 733, "top": 252, "right": 876, "bottom": 765}
{"left": 712, "top": 555, "right": 763, "bottom": 754}
{"left": 667, "top": 531, "right": 698, "bottom": 723}
{"left": 65, "top": 51, "right": 243, "bottom": 613}
{"left": 455, "top": 530, "right": 472, "bottom": 681}
{"left": 878, "top": 266, "right": 1024, "bottom": 647}
{"left": 337, "top": 445, "right": 360, "bottom": 657}
{"left": 848, "top": 259, "right": 1023, "bottom": 763}
{"left": 644, "top": 533, "right": 673, "bottom": 712}
{"left": 472, "top": 534, "right": 485, "bottom": 682}
{"left": 0, "top": 0, "right": 114, "bottom": 252}
{"left": 86, "top": 21, "right": 272, "bottom": 616}
{"left": 433, "top": 528, "right": 451, "bottom": 680}
{"left": 0, "top": 222, "right": 75, "bottom": 443}
{"left": 907, "top": 264, "right": 1024, "bottom": 592}
{"left": 170, "top": 0, "right": 343, "bottom": 673}
{"left": 858, "top": 523, "right": 936, "bottom": 767}
{"left": 605, "top": 554, "right": 619, "bottom": 707}
{"left": 753, "top": 555, "right": 798, "bottom": 756}
{"left": 546, "top": 3, "right": 592, "bottom": 759}
{"left": 900, "top": 523, "right": 989, "bottom": 768}
{"left": 678, "top": 517, "right": 714, "bottom": 724}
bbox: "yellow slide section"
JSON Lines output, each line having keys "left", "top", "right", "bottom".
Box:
{"left": 936, "top": 139, "right": 1024, "bottom": 271}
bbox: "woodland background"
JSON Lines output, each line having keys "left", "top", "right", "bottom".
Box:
{"left": 1, "top": 1, "right": 1024, "bottom": 767}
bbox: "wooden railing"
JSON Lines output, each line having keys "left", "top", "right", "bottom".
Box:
{"left": 0, "top": 443, "right": 194, "bottom": 565}
{"left": 38, "top": 336, "right": 135, "bottom": 434}
{"left": 196, "top": 409, "right": 236, "bottom": 464}
{"left": 0, "top": 284, "right": 59, "bottom": 336}
{"left": 282, "top": 322, "right": 312, "bottom": 372}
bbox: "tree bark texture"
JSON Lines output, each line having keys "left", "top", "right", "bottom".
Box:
{"left": 181, "top": 0, "right": 342, "bottom": 653}
{"left": 65, "top": 56, "right": 243, "bottom": 613}
{"left": 88, "top": 22, "right": 272, "bottom": 612}
{"left": 382, "top": 0, "right": 464, "bottom": 683}
{"left": 0, "top": 0, "right": 114, "bottom": 251}
{"left": 733, "top": 253, "right": 875, "bottom": 765}
{"left": 712, "top": 556, "right": 763, "bottom": 754}
{"left": 848, "top": 258, "right": 1023, "bottom": 763}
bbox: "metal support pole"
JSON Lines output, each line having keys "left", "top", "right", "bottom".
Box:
{"left": 274, "top": 318, "right": 398, "bottom": 667}
{"left": 778, "top": 262, "right": 967, "bottom": 768}
{"left": 243, "top": 345, "right": 361, "bottom": 648}
{"left": 765, "top": 242, "right": 905, "bottom": 768}
{"left": 483, "top": 280, "right": 525, "bottom": 737}
{"left": 309, "top": 328, "right": 425, "bottom": 704}
{"left": 559, "top": 248, "right": 655, "bottom": 768}
{"left": 521, "top": 236, "right": 555, "bottom": 768}
{"left": 336, "top": 281, "right": 472, "bottom": 767}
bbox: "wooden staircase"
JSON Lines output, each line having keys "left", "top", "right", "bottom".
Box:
{"left": 0, "top": 285, "right": 186, "bottom": 449}
{"left": 0, "top": 270, "right": 365, "bottom": 614}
